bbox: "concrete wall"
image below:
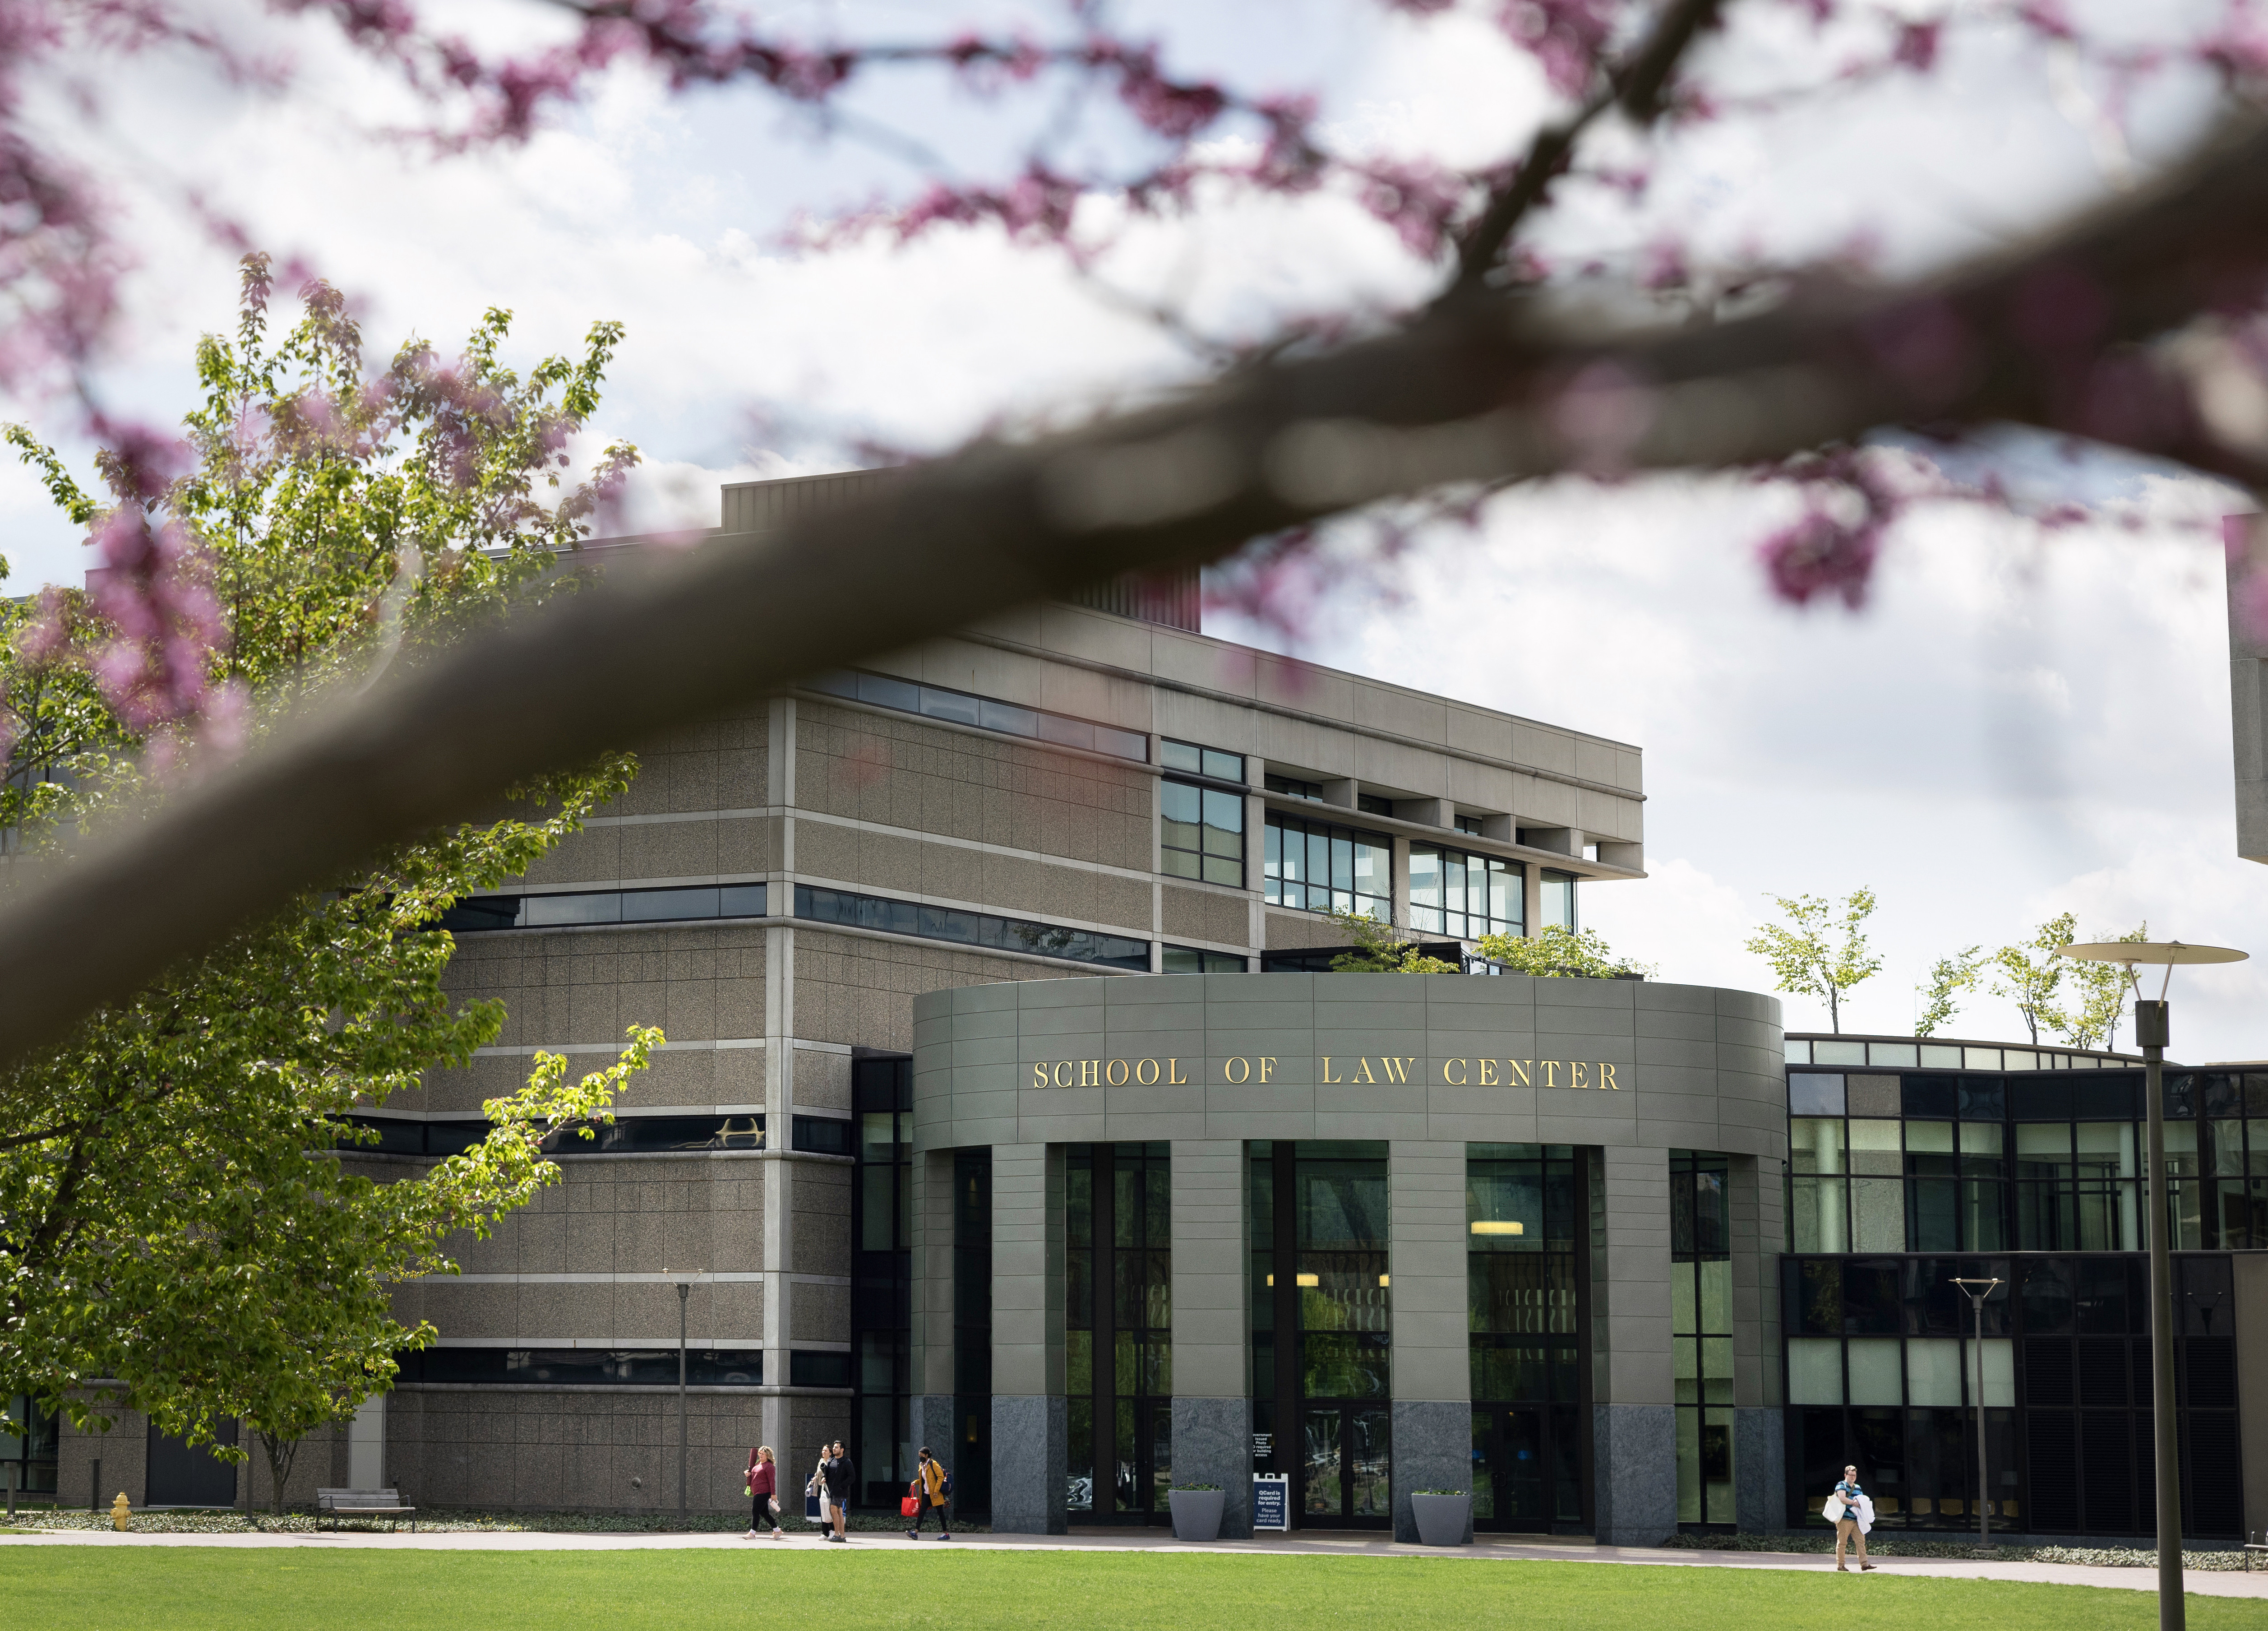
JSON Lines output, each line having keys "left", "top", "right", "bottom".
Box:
{"left": 913, "top": 969, "right": 1785, "bottom": 1540}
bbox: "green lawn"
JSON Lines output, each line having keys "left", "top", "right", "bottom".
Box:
{"left": 0, "top": 1549, "right": 2256, "bottom": 1631}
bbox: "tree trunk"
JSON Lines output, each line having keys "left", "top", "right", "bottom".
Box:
{"left": 259, "top": 1432, "right": 299, "bottom": 1519}
{"left": 1827, "top": 986, "right": 1839, "bottom": 1034}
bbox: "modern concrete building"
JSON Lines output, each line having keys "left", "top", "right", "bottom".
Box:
{"left": 46, "top": 467, "right": 1809, "bottom": 1544}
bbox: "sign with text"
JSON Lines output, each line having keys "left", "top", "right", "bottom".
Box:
{"left": 1252, "top": 1474, "right": 1289, "bottom": 1532}
{"left": 1029, "top": 1055, "right": 1623, "bottom": 1089}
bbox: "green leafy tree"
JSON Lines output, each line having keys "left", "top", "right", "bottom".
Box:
{"left": 2053, "top": 923, "right": 2148, "bottom": 1052}
{"left": 1326, "top": 908, "right": 1459, "bottom": 973}
{"left": 1990, "top": 913, "right": 2078, "bottom": 1047}
{"left": 1916, "top": 946, "right": 1985, "bottom": 1037}
{"left": 0, "top": 255, "right": 655, "bottom": 1479}
{"left": 1744, "top": 890, "right": 1881, "bottom": 1033}
{"left": 1474, "top": 923, "right": 1652, "bottom": 979}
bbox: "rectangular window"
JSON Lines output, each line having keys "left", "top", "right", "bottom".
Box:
{"left": 794, "top": 884, "right": 1150, "bottom": 971}
{"left": 1671, "top": 1151, "right": 1735, "bottom": 1528}
{"left": 1263, "top": 814, "right": 1391, "bottom": 920}
{"left": 1161, "top": 779, "right": 1245, "bottom": 887}
{"left": 1265, "top": 773, "right": 1322, "bottom": 801}
{"left": 1356, "top": 793, "right": 1394, "bottom": 818}
{"left": 1161, "top": 738, "right": 1245, "bottom": 784}
{"left": 1409, "top": 843, "right": 1522, "bottom": 940}
{"left": 1162, "top": 945, "right": 1244, "bottom": 973}
{"left": 806, "top": 670, "right": 1149, "bottom": 763}
{"left": 1540, "top": 870, "right": 1577, "bottom": 931}
{"left": 1066, "top": 1143, "right": 1172, "bottom": 1522}
{"left": 1453, "top": 813, "right": 1485, "bottom": 836}
{"left": 440, "top": 883, "right": 767, "bottom": 933}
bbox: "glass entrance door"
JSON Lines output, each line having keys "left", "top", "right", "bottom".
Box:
{"left": 1472, "top": 1407, "right": 1548, "bottom": 1530}
{"left": 1114, "top": 1399, "right": 1172, "bottom": 1517}
{"left": 1301, "top": 1406, "right": 1390, "bottom": 1521}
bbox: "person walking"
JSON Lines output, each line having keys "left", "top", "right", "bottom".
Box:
{"left": 745, "top": 1444, "right": 781, "bottom": 1539}
{"left": 905, "top": 1446, "right": 952, "bottom": 1540}
{"left": 1826, "top": 1464, "right": 1876, "bottom": 1571}
{"left": 809, "top": 1450, "right": 832, "bottom": 1538}
{"left": 824, "top": 1440, "right": 858, "bottom": 1543}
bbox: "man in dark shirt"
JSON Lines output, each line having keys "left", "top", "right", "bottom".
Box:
{"left": 825, "top": 1441, "right": 857, "bottom": 1542}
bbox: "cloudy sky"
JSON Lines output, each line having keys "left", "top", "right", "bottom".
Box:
{"left": 9, "top": 0, "right": 2268, "bottom": 1056}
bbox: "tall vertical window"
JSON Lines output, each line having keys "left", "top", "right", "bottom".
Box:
{"left": 1066, "top": 1144, "right": 1173, "bottom": 1523}
{"left": 1540, "top": 869, "right": 1577, "bottom": 931}
{"left": 1161, "top": 780, "right": 1245, "bottom": 887}
{"left": 1264, "top": 814, "right": 1391, "bottom": 920}
{"left": 1467, "top": 1144, "right": 1583, "bottom": 1532}
{"left": 1, "top": 1393, "right": 55, "bottom": 1495}
{"left": 1671, "top": 1150, "right": 1735, "bottom": 1528}
{"left": 1410, "top": 844, "right": 1521, "bottom": 940}
{"left": 850, "top": 1056, "right": 912, "bottom": 1506}
{"left": 1251, "top": 1141, "right": 1392, "bottom": 1527}
{"left": 952, "top": 1150, "right": 993, "bottom": 1519}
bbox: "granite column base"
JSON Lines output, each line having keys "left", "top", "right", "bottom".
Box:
{"left": 909, "top": 1395, "right": 956, "bottom": 1480}
{"left": 1591, "top": 1403, "right": 1677, "bottom": 1545}
{"left": 1734, "top": 1405, "right": 1785, "bottom": 1534}
{"left": 1171, "top": 1396, "right": 1253, "bottom": 1538}
{"left": 989, "top": 1394, "right": 1067, "bottom": 1534}
{"left": 1391, "top": 1400, "right": 1471, "bottom": 1544}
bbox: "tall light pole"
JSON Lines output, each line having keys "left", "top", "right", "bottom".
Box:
{"left": 2058, "top": 939, "right": 2247, "bottom": 1631}
{"left": 666, "top": 1268, "right": 702, "bottom": 1523}
{"left": 1949, "top": 1276, "right": 2002, "bottom": 1547}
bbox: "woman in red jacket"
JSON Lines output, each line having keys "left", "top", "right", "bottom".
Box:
{"left": 745, "top": 1445, "right": 781, "bottom": 1538}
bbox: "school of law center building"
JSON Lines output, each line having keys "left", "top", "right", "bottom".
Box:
{"left": 46, "top": 468, "right": 1790, "bottom": 1544}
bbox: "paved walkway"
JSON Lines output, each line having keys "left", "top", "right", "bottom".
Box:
{"left": 6, "top": 1524, "right": 2264, "bottom": 1598}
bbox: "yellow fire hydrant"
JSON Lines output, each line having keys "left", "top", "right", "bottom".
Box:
{"left": 109, "top": 1492, "right": 131, "bottom": 1531}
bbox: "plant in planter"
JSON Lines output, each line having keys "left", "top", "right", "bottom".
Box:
{"left": 1168, "top": 1483, "right": 1225, "bottom": 1543}
{"left": 1409, "top": 1488, "right": 1473, "bottom": 1547}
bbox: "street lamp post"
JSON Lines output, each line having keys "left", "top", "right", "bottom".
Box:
{"left": 2058, "top": 939, "right": 2248, "bottom": 1631}
{"left": 676, "top": 1278, "right": 691, "bottom": 1521}
{"left": 1949, "top": 1277, "right": 2003, "bottom": 1547}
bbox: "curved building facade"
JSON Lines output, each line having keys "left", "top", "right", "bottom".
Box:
{"left": 908, "top": 970, "right": 1787, "bottom": 1542}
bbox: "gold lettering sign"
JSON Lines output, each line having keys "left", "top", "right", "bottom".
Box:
{"left": 1024, "top": 1052, "right": 1621, "bottom": 1090}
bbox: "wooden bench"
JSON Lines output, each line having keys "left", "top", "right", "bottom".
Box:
{"left": 2244, "top": 1531, "right": 2267, "bottom": 1573}
{"left": 316, "top": 1488, "right": 417, "bottom": 1532}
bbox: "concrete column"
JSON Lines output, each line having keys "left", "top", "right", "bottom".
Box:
{"left": 910, "top": 1147, "right": 957, "bottom": 1478}
{"left": 2236, "top": 1252, "right": 2268, "bottom": 1545}
{"left": 990, "top": 1142, "right": 1066, "bottom": 1534}
{"left": 1389, "top": 1140, "right": 1472, "bottom": 1543}
{"left": 1590, "top": 1144, "right": 1677, "bottom": 1545}
{"left": 1171, "top": 1139, "right": 1253, "bottom": 1537}
{"left": 1390, "top": 834, "right": 1414, "bottom": 932}
{"left": 1728, "top": 1153, "right": 1786, "bottom": 1533}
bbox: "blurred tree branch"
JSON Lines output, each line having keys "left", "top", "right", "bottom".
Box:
{"left": 3, "top": 108, "right": 2268, "bottom": 1064}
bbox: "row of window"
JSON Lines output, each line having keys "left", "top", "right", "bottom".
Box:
{"left": 806, "top": 669, "right": 1151, "bottom": 762}
{"left": 794, "top": 885, "right": 1151, "bottom": 970}
{"left": 1789, "top": 1068, "right": 2268, "bottom": 1121}
{"left": 439, "top": 883, "right": 767, "bottom": 933}
{"left": 394, "top": 1347, "right": 854, "bottom": 1389}
{"left": 345, "top": 1112, "right": 853, "bottom": 1158}
{"left": 1789, "top": 1037, "right": 2130, "bottom": 1071}
{"left": 1783, "top": 1253, "right": 2234, "bottom": 1338}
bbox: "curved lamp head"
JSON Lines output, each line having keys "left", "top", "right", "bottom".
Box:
{"left": 2058, "top": 939, "right": 2246, "bottom": 1001}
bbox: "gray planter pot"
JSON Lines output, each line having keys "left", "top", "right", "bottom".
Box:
{"left": 1410, "top": 1492, "right": 1472, "bottom": 1547}
{"left": 1169, "top": 1489, "right": 1225, "bottom": 1542}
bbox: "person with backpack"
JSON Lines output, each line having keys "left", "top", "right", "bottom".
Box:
{"left": 905, "top": 1446, "right": 952, "bottom": 1539}
{"left": 744, "top": 1443, "right": 781, "bottom": 1539}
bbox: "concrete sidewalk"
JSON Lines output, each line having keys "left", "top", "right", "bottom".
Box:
{"left": 5, "top": 1524, "right": 2264, "bottom": 1598}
